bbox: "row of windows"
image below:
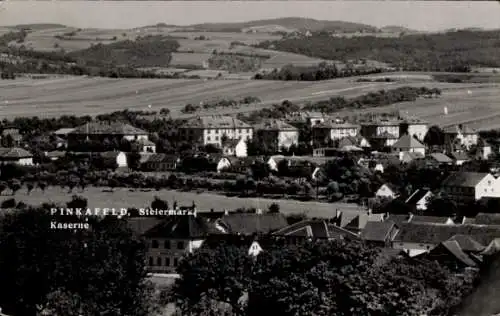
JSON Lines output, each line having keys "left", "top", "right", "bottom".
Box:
{"left": 151, "top": 240, "right": 185, "bottom": 250}
{"left": 207, "top": 128, "right": 251, "bottom": 134}
{"left": 206, "top": 135, "right": 251, "bottom": 142}
{"left": 148, "top": 256, "right": 179, "bottom": 267}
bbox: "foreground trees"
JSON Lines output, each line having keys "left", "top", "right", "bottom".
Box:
{"left": 173, "top": 240, "right": 478, "bottom": 316}
{"left": 0, "top": 206, "right": 159, "bottom": 316}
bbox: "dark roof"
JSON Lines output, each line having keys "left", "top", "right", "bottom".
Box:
{"left": 360, "top": 220, "right": 397, "bottom": 242}
{"left": 475, "top": 213, "right": 500, "bottom": 226}
{"left": 127, "top": 218, "right": 163, "bottom": 236}
{"left": 338, "top": 210, "right": 369, "bottom": 228}
{"left": 184, "top": 115, "right": 251, "bottom": 129}
{"left": 0, "top": 147, "right": 32, "bottom": 158}
{"left": 273, "top": 220, "right": 330, "bottom": 239}
{"left": 429, "top": 153, "right": 453, "bottom": 163}
{"left": 405, "top": 189, "right": 432, "bottom": 205}
{"left": 394, "top": 223, "right": 500, "bottom": 245}
{"left": 70, "top": 121, "right": 147, "bottom": 135}
{"left": 386, "top": 214, "right": 411, "bottom": 226}
{"left": 410, "top": 216, "right": 452, "bottom": 224}
{"left": 254, "top": 119, "right": 298, "bottom": 131}
{"left": 144, "top": 216, "right": 219, "bottom": 239}
{"left": 100, "top": 151, "right": 124, "bottom": 159}
{"left": 392, "top": 134, "right": 425, "bottom": 149}
{"left": 218, "top": 213, "right": 288, "bottom": 235}
{"left": 447, "top": 234, "right": 486, "bottom": 252}
{"left": 143, "top": 153, "right": 178, "bottom": 164}
{"left": 441, "top": 172, "right": 489, "bottom": 188}
{"left": 327, "top": 224, "right": 361, "bottom": 239}
{"left": 427, "top": 240, "right": 477, "bottom": 267}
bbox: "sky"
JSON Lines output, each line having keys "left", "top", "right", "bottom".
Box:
{"left": 0, "top": 1, "right": 499, "bottom": 31}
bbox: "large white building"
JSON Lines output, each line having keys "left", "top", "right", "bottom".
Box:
{"left": 179, "top": 115, "right": 253, "bottom": 147}
{"left": 441, "top": 172, "right": 500, "bottom": 204}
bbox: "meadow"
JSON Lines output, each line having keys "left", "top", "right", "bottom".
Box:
{"left": 0, "top": 186, "right": 364, "bottom": 219}
{"left": 0, "top": 75, "right": 499, "bottom": 129}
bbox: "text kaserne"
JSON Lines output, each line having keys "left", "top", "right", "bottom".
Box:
{"left": 51, "top": 208, "right": 128, "bottom": 217}
{"left": 50, "top": 222, "right": 90, "bottom": 230}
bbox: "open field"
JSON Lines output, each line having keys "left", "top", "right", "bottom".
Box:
{"left": 169, "top": 52, "right": 211, "bottom": 68}
{"left": 0, "top": 75, "right": 499, "bottom": 127}
{"left": 0, "top": 186, "right": 363, "bottom": 219}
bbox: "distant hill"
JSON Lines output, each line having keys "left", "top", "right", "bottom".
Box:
{"left": 187, "top": 18, "right": 379, "bottom": 33}
{"left": 379, "top": 25, "right": 418, "bottom": 34}
{"left": 11, "top": 24, "right": 69, "bottom": 31}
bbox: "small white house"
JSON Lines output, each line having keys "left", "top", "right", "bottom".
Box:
{"left": 0, "top": 147, "right": 34, "bottom": 166}
{"left": 405, "top": 189, "right": 433, "bottom": 211}
{"left": 375, "top": 183, "right": 398, "bottom": 199}
{"left": 136, "top": 139, "right": 156, "bottom": 153}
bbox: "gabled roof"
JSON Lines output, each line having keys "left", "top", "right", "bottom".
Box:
{"left": 481, "top": 238, "right": 500, "bottom": 255}
{"left": 429, "top": 153, "right": 453, "bottom": 163}
{"left": 70, "top": 121, "right": 147, "bottom": 135}
{"left": 184, "top": 115, "right": 252, "bottom": 129}
{"left": 386, "top": 214, "right": 411, "bottom": 226}
{"left": 45, "top": 151, "right": 66, "bottom": 158}
{"left": 254, "top": 119, "right": 298, "bottom": 131}
{"left": 143, "top": 153, "right": 178, "bottom": 164}
{"left": 144, "top": 216, "right": 220, "bottom": 239}
{"left": 447, "top": 234, "right": 486, "bottom": 252}
{"left": 392, "top": 134, "right": 425, "bottom": 149}
{"left": 405, "top": 189, "right": 432, "bottom": 205}
{"left": 377, "top": 183, "right": 398, "bottom": 194}
{"left": 338, "top": 210, "right": 369, "bottom": 228}
{"left": 475, "top": 213, "right": 500, "bottom": 226}
{"left": 393, "top": 223, "right": 500, "bottom": 245}
{"left": 127, "top": 217, "right": 163, "bottom": 236}
{"left": 430, "top": 240, "right": 477, "bottom": 267}
{"left": 0, "top": 147, "right": 32, "bottom": 158}
{"left": 273, "top": 219, "right": 330, "bottom": 239}
{"left": 218, "top": 213, "right": 288, "bottom": 235}
{"left": 410, "top": 215, "right": 452, "bottom": 224}
{"left": 441, "top": 172, "right": 489, "bottom": 188}
{"left": 327, "top": 224, "right": 361, "bottom": 239}
{"left": 360, "top": 220, "right": 397, "bottom": 242}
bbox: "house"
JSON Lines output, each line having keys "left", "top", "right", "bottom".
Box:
{"left": 450, "top": 151, "right": 470, "bottom": 166}
{"left": 0, "top": 147, "right": 33, "bottom": 166}
{"left": 446, "top": 234, "right": 486, "bottom": 254}
{"left": 313, "top": 147, "right": 338, "bottom": 157}
{"left": 335, "top": 209, "right": 374, "bottom": 233}
{"left": 360, "top": 120, "right": 401, "bottom": 140}
{"left": 392, "top": 134, "right": 426, "bottom": 160}
{"left": 253, "top": 119, "right": 299, "bottom": 152}
{"left": 179, "top": 115, "right": 253, "bottom": 147}
{"left": 375, "top": 183, "right": 399, "bottom": 199}
{"left": 134, "top": 138, "right": 156, "bottom": 153}
{"left": 216, "top": 156, "right": 256, "bottom": 174}
{"left": 427, "top": 153, "right": 453, "bottom": 165}
{"left": 473, "top": 213, "right": 500, "bottom": 226}
{"left": 418, "top": 240, "right": 478, "bottom": 268}
{"left": 401, "top": 118, "right": 429, "bottom": 142}
{"left": 441, "top": 172, "right": 500, "bottom": 203}
{"left": 338, "top": 135, "right": 371, "bottom": 149}
{"left": 392, "top": 222, "right": 500, "bottom": 257}
{"left": 68, "top": 121, "right": 149, "bottom": 148}
{"left": 216, "top": 212, "right": 288, "bottom": 235}
{"left": 360, "top": 220, "right": 399, "bottom": 246}
{"left": 222, "top": 137, "right": 248, "bottom": 157}
{"left": 400, "top": 151, "right": 424, "bottom": 164}
{"left": 443, "top": 124, "right": 478, "bottom": 150}
{"left": 143, "top": 215, "right": 220, "bottom": 273}
{"left": 100, "top": 151, "right": 128, "bottom": 168}
{"left": 31, "top": 134, "right": 66, "bottom": 149}
{"left": 369, "top": 131, "right": 399, "bottom": 149}
{"left": 141, "top": 154, "right": 179, "bottom": 171}
{"left": 312, "top": 120, "right": 360, "bottom": 147}
{"left": 285, "top": 111, "right": 326, "bottom": 127}
{"left": 272, "top": 219, "right": 332, "bottom": 243}
{"left": 385, "top": 214, "right": 454, "bottom": 225}
{"left": 405, "top": 189, "right": 433, "bottom": 211}
{"left": 267, "top": 155, "right": 337, "bottom": 172}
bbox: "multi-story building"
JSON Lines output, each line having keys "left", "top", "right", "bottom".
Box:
{"left": 68, "top": 121, "right": 149, "bottom": 148}
{"left": 312, "top": 119, "right": 360, "bottom": 147}
{"left": 392, "top": 134, "right": 426, "bottom": 160}
{"left": 179, "top": 115, "right": 253, "bottom": 147}
{"left": 360, "top": 120, "right": 401, "bottom": 140}
{"left": 441, "top": 172, "right": 500, "bottom": 204}
{"left": 254, "top": 119, "right": 299, "bottom": 152}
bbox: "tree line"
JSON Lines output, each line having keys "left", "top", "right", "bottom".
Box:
{"left": 255, "top": 30, "right": 500, "bottom": 72}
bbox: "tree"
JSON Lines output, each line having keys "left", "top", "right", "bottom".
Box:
{"left": 127, "top": 152, "right": 142, "bottom": 171}
{"left": 0, "top": 181, "right": 7, "bottom": 196}
{"left": 26, "top": 182, "right": 34, "bottom": 195}
{"left": 268, "top": 203, "right": 280, "bottom": 213}
{"left": 151, "top": 197, "right": 169, "bottom": 211}
{"left": 424, "top": 125, "right": 445, "bottom": 147}
{"left": 38, "top": 181, "right": 48, "bottom": 194}
{"left": 8, "top": 179, "right": 21, "bottom": 196}
{"left": 66, "top": 195, "right": 88, "bottom": 209}
{"left": 0, "top": 207, "right": 159, "bottom": 316}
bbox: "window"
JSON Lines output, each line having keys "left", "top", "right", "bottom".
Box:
{"left": 488, "top": 181, "right": 492, "bottom": 186}
{"left": 173, "top": 258, "right": 179, "bottom": 266}
{"left": 207, "top": 136, "right": 211, "bottom": 141}
{"left": 177, "top": 241, "right": 184, "bottom": 250}
{"left": 156, "top": 257, "right": 162, "bottom": 266}
{"left": 152, "top": 240, "right": 159, "bottom": 248}
{"left": 215, "top": 136, "right": 219, "bottom": 141}
{"left": 216, "top": 129, "right": 219, "bottom": 134}
{"left": 148, "top": 257, "right": 153, "bottom": 266}
{"left": 246, "top": 129, "right": 250, "bottom": 133}
{"left": 164, "top": 241, "right": 171, "bottom": 249}
{"left": 165, "top": 257, "right": 170, "bottom": 266}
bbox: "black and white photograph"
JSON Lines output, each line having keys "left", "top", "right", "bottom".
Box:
{"left": 0, "top": 1, "right": 500, "bottom": 315}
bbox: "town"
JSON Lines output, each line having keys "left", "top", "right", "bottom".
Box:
{"left": 1, "top": 3, "right": 500, "bottom": 316}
